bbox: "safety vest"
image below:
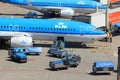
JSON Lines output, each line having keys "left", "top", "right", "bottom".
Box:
{"left": 107, "top": 32, "right": 110, "bottom": 38}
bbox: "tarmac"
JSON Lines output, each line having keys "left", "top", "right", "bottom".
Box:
{"left": 0, "top": 1, "right": 120, "bottom": 80}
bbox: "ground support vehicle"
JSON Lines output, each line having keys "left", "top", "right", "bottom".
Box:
{"left": 49, "top": 49, "right": 81, "bottom": 67}
{"left": 48, "top": 49, "right": 65, "bottom": 58}
{"left": 25, "top": 47, "right": 42, "bottom": 55}
{"left": 63, "top": 53, "right": 81, "bottom": 67}
{"left": 48, "top": 40, "right": 65, "bottom": 58}
{"left": 92, "top": 61, "right": 114, "bottom": 73}
{"left": 24, "top": 11, "right": 37, "bottom": 18}
{"left": 49, "top": 53, "right": 81, "bottom": 70}
{"left": 49, "top": 59, "right": 68, "bottom": 70}
{"left": 8, "top": 48, "right": 27, "bottom": 63}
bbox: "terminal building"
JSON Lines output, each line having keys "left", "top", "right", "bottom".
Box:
{"left": 72, "top": 0, "right": 120, "bottom": 31}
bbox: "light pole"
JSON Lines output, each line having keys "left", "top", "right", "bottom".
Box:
{"left": 106, "top": 0, "right": 112, "bottom": 43}
{"left": 106, "top": 0, "right": 109, "bottom": 32}
{"left": 117, "top": 47, "right": 120, "bottom": 80}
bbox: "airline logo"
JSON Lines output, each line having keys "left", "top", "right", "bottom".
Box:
{"left": 20, "top": 40, "right": 26, "bottom": 45}
{"left": 77, "top": 0, "right": 85, "bottom": 4}
{"left": 55, "top": 22, "right": 67, "bottom": 28}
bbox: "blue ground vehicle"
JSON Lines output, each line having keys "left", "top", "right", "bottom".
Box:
{"left": 25, "top": 47, "right": 42, "bottom": 55}
{"left": 92, "top": 61, "right": 114, "bottom": 73}
{"left": 8, "top": 48, "right": 27, "bottom": 63}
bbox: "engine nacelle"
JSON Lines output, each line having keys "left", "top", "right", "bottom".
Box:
{"left": 60, "top": 9, "right": 74, "bottom": 17}
{"left": 10, "top": 36, "right": 33, "bottom": 48}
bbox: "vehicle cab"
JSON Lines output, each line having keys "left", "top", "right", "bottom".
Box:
{"left": 8, "top": 48, "right": 27, "bottom": 63}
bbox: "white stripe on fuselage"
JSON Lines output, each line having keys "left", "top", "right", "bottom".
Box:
{"left": 0, "top": 31, "right": 106, "bottom": 42}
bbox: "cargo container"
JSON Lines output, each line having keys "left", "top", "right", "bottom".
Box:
{"left": 49, "top": 59, "right": 68, "bottom": 70}
{"left": 92, "top": 61, "right": 114, "bottom": 73}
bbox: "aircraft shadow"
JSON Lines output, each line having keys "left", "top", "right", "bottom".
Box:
{"left": 0, "top": 45, "right": 10, "bottom": 50}
{"left": 0, "top": 13, "right": 43, "bottom": 17}
{"left": 33, "top": 43, "right": 51, "bottom": 47}
{"left": 0, "top": 13, "right": 25, "bottom": 16}
{"left": 33, "top": 42, "right": 93, "bottom": 48}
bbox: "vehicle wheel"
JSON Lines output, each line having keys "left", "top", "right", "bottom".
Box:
{"left": 50, "top": 12, "right": 55, "bottom": 17}
{"left": 11, "top": 56, "right": 14, "bottom": 59}
{"left": 48, "top": 50, "right": 50, "bottom": 53}
{"left": 74, "top": 64, "right": 78, "bottom": 67}
{"left": 36, "top": 53, "right": 40, "bottom": 55}
{"left": 92, "top": 65, "right": 96, "bottom": 73}
{"left": 17, "top": 58, "right": 21, "bottom": 63}
{"left": 24, "top": 59, "right": 27, "bottom": 63}
{"left": 26, "top": 53, "right": 29, "bottom": 55}
{"left": 65, "top": 67, "right": 68, "bottom": 70}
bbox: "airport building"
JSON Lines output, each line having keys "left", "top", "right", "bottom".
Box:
{"left": 72, "top": 0, "right": 120, "bottom": 31}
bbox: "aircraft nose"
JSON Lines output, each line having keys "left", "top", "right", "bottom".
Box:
{"left": 94, "top": 30, "right": 107, "bottom": 39}
{"left": 99, "top": 30, "right": 107, "bottom": 38}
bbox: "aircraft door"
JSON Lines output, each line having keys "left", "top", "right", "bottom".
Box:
{"left": 80, "top": 27, "right": 84, "bottom": 35}
{"left": 8, "top": 24, "right": 19, "bottom": 32}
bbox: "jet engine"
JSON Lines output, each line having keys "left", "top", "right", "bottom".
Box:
{"left": 60, "top": 9, "right": 74, "bottom": 17}
{"left": 10, "top": 36, "right": 33, "bottom": 48}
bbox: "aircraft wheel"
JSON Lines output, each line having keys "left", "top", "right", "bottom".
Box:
{"left": 50, "top": 12, "right": 55, "bottom": 17}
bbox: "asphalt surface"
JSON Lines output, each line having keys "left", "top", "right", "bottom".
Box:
{"left": 0, "top": 1, "right": 119, "bottom": 80}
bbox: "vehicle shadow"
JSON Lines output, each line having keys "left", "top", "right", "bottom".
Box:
{"left": 6, "top": 58, "right": 26, "bottom": 64}
{"left": 45, "top": 68, "right": 68, "bottom": 71}
{"left": 88, "top": 72, "right": 111, "bottom": 76}
{"left": 6, "top": 58, "right": 17, "bottom": 63}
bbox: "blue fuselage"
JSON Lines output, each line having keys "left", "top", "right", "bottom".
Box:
{"left": 0, "top": 17, "right": 106, "bottom": 42}
{"left": 4, "top": 0, "right": 106, "bottom": 9}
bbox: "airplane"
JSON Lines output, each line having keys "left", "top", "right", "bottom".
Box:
{"left": 0, "top": 17, "right": 106, "bottom": 47}
{"left": 2, "top": 0, "right": 106, "bottom": 17}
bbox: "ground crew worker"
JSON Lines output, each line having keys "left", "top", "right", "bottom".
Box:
{"left": 106, "top": 31, "right": 110, "bottom": 42}
{"left": 110, "top": 34, "right": 112, "bottom": 43}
